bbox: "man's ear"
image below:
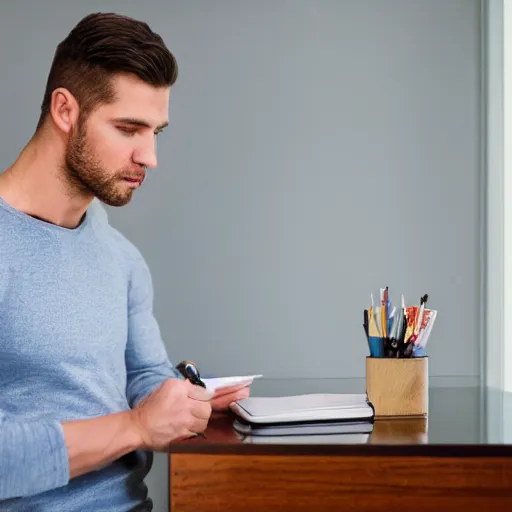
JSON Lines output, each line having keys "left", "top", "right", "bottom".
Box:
{"left": 50, "top": 88, "right": 79, "bottom": 134}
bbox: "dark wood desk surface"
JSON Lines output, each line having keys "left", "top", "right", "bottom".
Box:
{"left": 170, "top": 411, "right": 511, "bottom": 456}
{"left": 168, "top": 384, "right": 512, "bottom": 511}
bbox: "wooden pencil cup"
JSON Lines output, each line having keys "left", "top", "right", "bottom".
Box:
{"left": 365, "top": 356, "right": 428, "bottom": 417}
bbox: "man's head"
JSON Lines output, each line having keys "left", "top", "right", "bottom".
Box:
{"left": 38, "top": 12, "right": 177, "bottom": 206}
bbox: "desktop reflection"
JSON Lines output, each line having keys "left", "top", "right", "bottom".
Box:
{"left": 239, "top": 379, "right": 511, "bottom": 446}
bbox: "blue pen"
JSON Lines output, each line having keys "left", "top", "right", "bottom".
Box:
{"left": 369, "top": 336, "right": 384, "bottom": 357}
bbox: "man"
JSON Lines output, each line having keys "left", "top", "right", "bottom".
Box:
{"left": 0, "top": 12, "right": 250, "bottom": 511}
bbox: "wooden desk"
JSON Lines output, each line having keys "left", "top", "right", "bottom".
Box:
{"left": 168, "top": 384, "right": 512, "bottom": 511}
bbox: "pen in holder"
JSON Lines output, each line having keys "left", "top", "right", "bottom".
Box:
{"left": 363, "top": 288, "right": 437, "bottom": 359}
{"left": 366, "top": 356, "right": 428, "bottom": 417}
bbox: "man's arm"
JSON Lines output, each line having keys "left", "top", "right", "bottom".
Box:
{"left": 64, "top": 381, "right": 212, "bottom": 480}
{"left": 0, "top": 410, "right": 141, "bottom": 501}
{"left": 0, "top": 412, "right": 69, "bottom": 500}
{"left": 61, "top": 411, "right": 141, "bottom": 480}
{"left": 124, "top": 250, "right": 179, "bottom": 407}
{"left": 0, "top": 379, "right": 212, "bottom": 501}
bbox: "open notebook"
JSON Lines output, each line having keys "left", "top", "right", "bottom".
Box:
{"left": 230, "top": 393, "right": 375, "bottom": 436}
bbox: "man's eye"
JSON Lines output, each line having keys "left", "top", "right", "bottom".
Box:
{"left": 118, "top": 127, "right": 137, "bottom": 136}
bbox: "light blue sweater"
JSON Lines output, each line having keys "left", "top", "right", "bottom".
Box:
{"left": 0, "top": 196, "right": 178, "bottom": 511}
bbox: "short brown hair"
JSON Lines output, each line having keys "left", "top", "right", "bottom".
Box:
{"left": 37, "top": 12, "right": 178, "bottom": 129}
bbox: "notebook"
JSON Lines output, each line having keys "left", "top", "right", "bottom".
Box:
{"left": 230, "top": 393, "right": 375, "bottom": 436}
{"left": 239, "top": 431, "right": 372, "bottom": 444}
{"left": 233, "top": 418, "right": 374, "bottom": 437}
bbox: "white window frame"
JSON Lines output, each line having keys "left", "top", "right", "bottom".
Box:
{"left": 485, "top": 0, "right": 505, "bottom": 391}
{"left": 485, "top": 0, "right": 511, "bottom": 442}
{"left": 504, "top": 0, "right": 512, "bottom": 391}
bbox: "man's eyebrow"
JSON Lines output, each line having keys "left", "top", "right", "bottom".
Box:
{"left": 113, "top": 118, "right": 169, "bottom": 131}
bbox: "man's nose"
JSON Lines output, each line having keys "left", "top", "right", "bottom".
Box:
{"left": 133, "top": 137, "right": 158, "bottom": 169}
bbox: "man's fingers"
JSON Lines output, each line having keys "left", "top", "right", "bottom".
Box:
{"left": 186, "top": 381, "right": 214, "bottom": 401}
{"left": 232, "top": 387, "right": 251, "bottom": 401}
{"left": 212, "top": 387, "right": 251, "bottom": 411}
{"left": 177, "top": 430, "right": 200, "bottom": 441}
{"left": 190, "top": 401, "right": 212, "bottom": 421}
{"left": 213, "top": 383, "right": 249, "bottom": 399}
{"left": 190, "top": 417, "right": 209, "bottom": 434}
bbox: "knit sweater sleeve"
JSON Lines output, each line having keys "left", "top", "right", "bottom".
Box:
{"left": 0, "top": 410, "right": 69, "bottom": 500}
{"left": 124, "top": 250, "right": 179, "bottom": 408}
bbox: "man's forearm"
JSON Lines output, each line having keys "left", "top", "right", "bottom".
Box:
{"left": 62, "top": 410, "right": 142, "bottom": 479}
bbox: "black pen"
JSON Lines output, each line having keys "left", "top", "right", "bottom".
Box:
{"left": 176, "top": 361, "right": 208, "bottom": 439}
{"left": 176, "top": 361, "right": 207, "bottom": 388}
{"left": 398, "top": 311, "right": 409, "bottom": 358}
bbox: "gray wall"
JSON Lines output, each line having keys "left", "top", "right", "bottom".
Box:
{"left": 0, "top": 1, "right": 483, "bottom": 510}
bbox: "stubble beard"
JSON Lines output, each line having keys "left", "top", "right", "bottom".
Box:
{"left": 64, "top": 122, "right": 135, "bottom": 207}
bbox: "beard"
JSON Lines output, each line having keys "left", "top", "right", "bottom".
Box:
{"left": 64, "top": 122, "right": 142, "bottom": 207}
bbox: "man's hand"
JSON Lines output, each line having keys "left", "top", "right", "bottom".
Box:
{"left": 211, "top": 383, "right": 251, "bottom": 411}
{"left": 61, "top": 378, "right": 241, "bottom": 482}
{"left": 131, "top": 378, "right": 213, "bottom": 450}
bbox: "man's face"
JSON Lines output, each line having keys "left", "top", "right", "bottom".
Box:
{"left": 65, "top": 74, "right": 170, "bottom": 207}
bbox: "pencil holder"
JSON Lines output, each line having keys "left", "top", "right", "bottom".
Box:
{"left": 365, "top": 356, "right": 428, "bottom": 417}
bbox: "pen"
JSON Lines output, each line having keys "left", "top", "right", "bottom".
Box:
{"left": 363, "top": 288, "right": 435, "bottom": 358}
{"left": 380, "top": 288, "right": 387, "bottom": 338}
{"left": 408, "top": 294, "right": 428, "bottom": 346}
{"left": 176, "top": 361, "right": 208, "bottom": 439}
{"left": 176, "top": 361, "right": 207, "bottom": 388}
